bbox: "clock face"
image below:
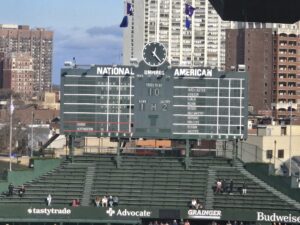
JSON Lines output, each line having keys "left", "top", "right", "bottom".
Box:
{"left": 143, "top": 42, "right": 167, "bottom": 67}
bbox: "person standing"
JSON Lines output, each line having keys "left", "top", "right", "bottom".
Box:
{"left": 46, "top": 194, "right": 52, "bottom": 206}
{"left": 242, "top": 181, "right": 247, "bottom": 195}
{"left": 229, "top": 179, "right": 234, "bottom": 194}
{"left": 8, "top": 183, "right": 14, "bottom": 196}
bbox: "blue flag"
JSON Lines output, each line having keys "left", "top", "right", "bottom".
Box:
{"left": 120, "top": 16, "right": 128, "bottom": 28}
{"left": 185, "top": 17, "right": 191, "bottom": 29}
{"left": 185, "top": 3, "right": 195, "bottom": 17}
{"left": 127, "top": 2, "right": 133, "bottom": 16}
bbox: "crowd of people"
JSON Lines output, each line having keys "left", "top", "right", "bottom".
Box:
{"left": 148, "top": 219, "right": 190, "bottom": 225}
{"left": 213, "top": 179, "right": 247, "bottom": 195}
{"left": 7, "top": 183, "right": 26, "bottom": 197}
{"left": 94, "top": 194, "right": 118, "bottom": 207}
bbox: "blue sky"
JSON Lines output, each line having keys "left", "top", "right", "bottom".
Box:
{"left": 0, "top": 0, "right": 124, "bottom": 84}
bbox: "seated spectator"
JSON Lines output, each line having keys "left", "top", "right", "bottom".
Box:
{"left": 18, "top": 185, "right": 25, "bottom": 197}
{"left": 113, "top": 196, "right": 119, "bottom": 206}
{"left": 72, "top": 199, "right": 79, "bottom": 207}
{"left": 101, "top": 195, "right": 108, "bottom": 207}
{"left": 197, "top": 198, "right": 204, "bottom": 209}
{"left": 190, "top": 198, "right": 197, "bottom": 209}
{"left": 108, "top": 195, "right": 114, "bottom": 207}
{"left": 95, "top": 196, "right": 101, "bottom": 207}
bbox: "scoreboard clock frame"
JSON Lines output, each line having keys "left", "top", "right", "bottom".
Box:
{"left": 61, "top": 62, "right": 248, "bottom": 141}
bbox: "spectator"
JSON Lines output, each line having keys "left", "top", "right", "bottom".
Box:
{"left": 95, "top": 196, "right": 101, "bottom": 207}
{"left": 18, "top": 185, "right": 25, "bottom": 197}
{"left": 222, "top": 179, "right": 227, "bottom": 193}
{"left": 197, "top": 199, "right": 204, "bottom": 209}
{"left": 108, "top": 195, "right": 114, "bottom": 207}
{"left": 46, "top": 194, "right": 52, "bottom": 206}
{"left": 173, "top": 220, "right": 178, "bottom": 225}
{"left": 113, "top": 196, "right": 119, "bottom": 206}
{"left": 101, "top": 195, "right": 108, "bottom": 207}
{"left": 184, "top": 220, "right": 190, "bottom": 225}
{"left": 8, "top": 183, "right": 14, "bottom": 196}
{"left": 242, "top": 181, "right": 247, "bottom": 195}
{"left": 229, "top": 179, "right": 234, "bottom": 194}
{"left": 190, "top": 198, "right": 198, "bottom": 209}
{"left": 215, "top": 179, "right": 222, "bottom": 193}
{"left": 72, "top": 199, "right": 80, "bottom": 207}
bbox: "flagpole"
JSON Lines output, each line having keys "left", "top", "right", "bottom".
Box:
{"left": 9, "top": 95, "right": 13, "bottom": 172}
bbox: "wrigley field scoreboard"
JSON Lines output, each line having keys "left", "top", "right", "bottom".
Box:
{"left": 61, "top": 63, "right": 248, "bottom": 141}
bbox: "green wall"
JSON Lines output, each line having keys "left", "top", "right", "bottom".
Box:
{"left": 0, "top": 158, "right": 61, "bottom": 193}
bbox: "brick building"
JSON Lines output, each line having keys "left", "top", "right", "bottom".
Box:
{"left": 0, "top": 24, "right": 53, "bottom": 95}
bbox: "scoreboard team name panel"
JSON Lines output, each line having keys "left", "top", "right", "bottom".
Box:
{"left": 61, "top": 64, "right": 248, "bottom": 140}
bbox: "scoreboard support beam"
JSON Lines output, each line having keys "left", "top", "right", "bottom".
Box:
{"left": 232, "top": 139, "right": 238, "bottom": 166}
{"left": 115, "top": 139, "right": 122, "bottom": 168}
{"left": 68, "top": 135, "right": 74, "bottom": 163}
{"left": 184, "top": 139, "right": 191, "bottom": 170}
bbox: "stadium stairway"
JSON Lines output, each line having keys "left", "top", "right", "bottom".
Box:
{"left": 235, "top": 160, "right": 300, "bottom": 210}
{"left": 81, "top": 164, "right": 96, "bottom": 206}
{"left": 205, "top": 169, "right": 216, "bottom": 209}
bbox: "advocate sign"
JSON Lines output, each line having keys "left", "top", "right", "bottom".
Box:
{"left": 106, "top": 208, "right": 152, "bottom": 218}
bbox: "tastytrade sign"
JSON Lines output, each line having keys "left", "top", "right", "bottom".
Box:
{"left": 27, "top": 208, "right": 71, "bottom": 216}
{"left": 188, "top": 209, "right": 222, "bottom": 219}
{"left": 257, "top": 212, "right": 300, "bottom": 223}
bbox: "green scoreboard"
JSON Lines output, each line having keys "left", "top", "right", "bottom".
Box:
{"left": 61, "top": 61, "right": 248, "bottom": 140}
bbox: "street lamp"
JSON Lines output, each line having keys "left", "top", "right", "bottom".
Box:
{"left": 31, "top": 111, "right": 34, "bottom": 157}
{"left": 9, "top": 95, "right": 14, "bottom": 172}
{"left": 289, "top": 102, "right": 292, "bottom": 176}
{"left": 274, "top": 140, "right": 277, "bottom": 166}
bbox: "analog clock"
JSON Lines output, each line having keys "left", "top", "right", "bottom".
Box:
{"left": 143, "top": 42, "right": 167, "bottom": 67}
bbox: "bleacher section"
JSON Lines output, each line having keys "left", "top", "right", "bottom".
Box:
{"left": 213, "top": 167, "right": 295, "bottom": 210}
{"left": 0, "top": 155, "right": 298, "bottom": 211}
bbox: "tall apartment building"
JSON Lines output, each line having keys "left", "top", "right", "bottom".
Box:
{"left": 225, "top": 28, "right": 274, "bottom": 114}
{"left": 3, "top": 53, "right": 34, "bottom": 96}
{"left": 273, "top": 28, "right": 300, "bottom": 119}
{"left": 0, "top": 24, "right": 53, "bottom": 95}
{"left": 123, "top": 0, "right": 231, "bottom": 69}
{"left": 225, "top": 22, "right": 300, "bottom": 118}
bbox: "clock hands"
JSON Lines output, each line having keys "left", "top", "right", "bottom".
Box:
{"left": 152, "top": 47, "right": 162, "bottom": 62}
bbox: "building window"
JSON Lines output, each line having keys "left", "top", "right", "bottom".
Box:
{"left": 266, "top": 150, "right": 273, "bottom": 159}
{"left": 278, "top": 149, "right": 284, "bottom": 158}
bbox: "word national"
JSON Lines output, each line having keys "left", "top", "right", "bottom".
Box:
{"left": 96, "top": 67, "right": 134, "bottom": 75}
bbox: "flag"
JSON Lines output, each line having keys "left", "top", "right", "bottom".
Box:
{"left": 185, "top": 17, "right": 191, "bottom": 29}
{"left": 185, "top": 3, "right": 195, "bottom": 17}
{"left": 10, "top": 99, "right": 14, "bottom": 115}
{"left": 120, "top": 15, "right": 128, "bottom": 28}
{"left": 127, "top": 2, "right": 133, "bottom": 16}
